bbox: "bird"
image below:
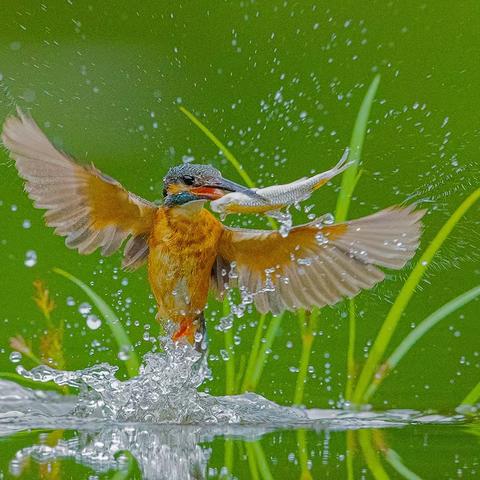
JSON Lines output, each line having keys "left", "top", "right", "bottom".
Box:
{"left": 2, "top": 110, "right": 425, "bottom": 351}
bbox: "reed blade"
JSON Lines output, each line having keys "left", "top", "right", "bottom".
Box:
{"left": 53, "top": 268, "right": 140, "bottom": 377}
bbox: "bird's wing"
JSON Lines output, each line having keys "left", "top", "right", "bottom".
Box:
{"left": 215, "top": 206, "right": 425, "bottom": 314}
{"left": 2, "top": 109, "right": 157, "bottom": 270}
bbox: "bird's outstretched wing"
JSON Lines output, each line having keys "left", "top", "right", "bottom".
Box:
{"left": 2, "top": 109, "right": 157, "bottom": 270}
{"left": 215, "top": 206, "right": 425, "bottom": 314}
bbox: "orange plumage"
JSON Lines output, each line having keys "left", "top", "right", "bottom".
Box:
{"left": 148, "top": 206, "right": 222, "bottom": 341}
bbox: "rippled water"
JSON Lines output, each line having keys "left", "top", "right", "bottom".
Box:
{"left": 1, "top": 339, "right": 477, "bottom": 479}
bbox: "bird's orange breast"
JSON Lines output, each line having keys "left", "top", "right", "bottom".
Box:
{"left": 148, "top": 205, "right": 223, "bottom": 325}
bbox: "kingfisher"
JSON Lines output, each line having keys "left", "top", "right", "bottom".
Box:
{"left": 2, "top": 110, "right": 424, "bottom": 350}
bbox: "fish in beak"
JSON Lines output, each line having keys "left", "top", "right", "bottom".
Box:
{"left": 190, "top": 177, "right": 264, "bottom": 201}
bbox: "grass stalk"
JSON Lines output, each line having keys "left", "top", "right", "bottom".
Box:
{"left": 223, "top": 298, "right": 236, "bottom": 395}
{"left": 241, "top": 314, "right": 266, "bottom": 392}
{"left": 179, "top": 106, "right": 255, "bottom": 188}
{"left": 53, "top": 268, "right": 140, "bottom": 377}
{"left": 222, "top": 439, "right": 234, "bottom": 479}
{"left": 296, "top": 429, "right": 313, "bottom": 480}
{"left": 250, "top": 441, "right": 274, "bottom": 480}
{"left": 244, "top": 314, "right": 283, "bottom": 392}
{"left": 235, "top": 353, "right": 247, "bottom": 393}
{"left": 335, "top": 74, "right": 380, "bottom": 223}
{"left": 461, "top": 380, "right": 480, "bottom": 406}
{"left": 293, "top": 310, "right": 319, "bottom": 405}
{"left": 344, "top": 299, "right": 357, "bottom": 402}
{"left": 385, "top": 450, "right": 422, "bottom": 480}
{"left": 365, "top": 285, "right": 480, "bottom": 402}
{"left": 346, "top": 430, "right": 355, "bottom": 480}
{"left": 358, "top": 430, "right": 389, "bottom": 480}
{"left": 244, "top": 442, "right": 260, "bottom": 480}
{"left": 333, "top": 75, "right": 380, "bottom": 402}
{"left": 353, "top": 187, "right": 480, "bottom": 404}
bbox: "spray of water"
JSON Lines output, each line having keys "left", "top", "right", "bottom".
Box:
{"left": 13, "top": 335, "right": 309, "bottom": 425}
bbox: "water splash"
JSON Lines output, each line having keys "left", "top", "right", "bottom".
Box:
{"left": 14, "top": 337, "right": 308, "bottom": 424}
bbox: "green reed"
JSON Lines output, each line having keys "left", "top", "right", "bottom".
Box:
{"left": 358, "top": 429, "right": 389, "bottom": 480}
{"left": 243, "top": 314, "right": 284, "bottom": 392}
{"left": 241, "top": 314, "right": 266, "bottom": 392}
{"left": 335, "top": 74, "right": 381, "bottom": 223}
{"left": 296, "top": 429, "right": 314, "bottom": 480}
{"left": 334, "top": 74, "right": 381, "bottom": 403}
{"left": 385, "top": 449, "right": 422, "bottom": 480}
{"left": 179, "top": 105, "right": 255, "bottom": 188}
{"left": 461, "top": 380, "right": 480, "bottom": 407}
{"left": 293, "top": 309, "right": 319, "bottom": 406}
{"left": 54, "top": 267, "right": 140, "bottom": 377}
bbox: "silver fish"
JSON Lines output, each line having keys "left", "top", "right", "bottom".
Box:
{"left": 211, "top": 148, "right": 352, "bottom": 215}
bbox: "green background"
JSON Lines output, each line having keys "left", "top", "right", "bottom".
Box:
{"left": 0, "top": 1, "right": 479, "bottom": 478}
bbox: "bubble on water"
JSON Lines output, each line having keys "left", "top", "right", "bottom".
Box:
{"left": 22, "top": 219, "right": 31, "bottom": 229}
{"left": 9, "top": 351, "right": 22, "bottom": 363}
{"left": 86, "top": 314, "right": 102, "bottom": 330}
{"left": 24, "top": 250, "right": 37, "bottom": 267}
{"left": 66, "top": 296, "right": 75, "bottom": 307}
{"left": 78, "top": 303, "right": 92, "bottom": 315}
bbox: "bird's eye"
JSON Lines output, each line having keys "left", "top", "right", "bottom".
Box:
{"left": 182, "top": 175, "right": 195, "bottom": 186}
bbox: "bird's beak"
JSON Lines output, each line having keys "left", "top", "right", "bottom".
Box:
{"left": 190, "top": 177, "right": 261, "bottom": 200}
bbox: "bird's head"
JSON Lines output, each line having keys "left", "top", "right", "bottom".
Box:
{"left": 163, "top": 163, "right": 257, "bottom": 206}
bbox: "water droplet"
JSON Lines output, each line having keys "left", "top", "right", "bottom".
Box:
{"left": 9, "top": 351, "right": 22, "bottom": 363}
{"left": 78, "top": 302, "right": 92, "bottom": 315}
{"left": 118, "top": 348, "right": 131, "bottom": 361}
{"left": 86, "top": 314, "right": 102, "bottom": 330}
{"left": 24, "top": 250, "right": 37, "bottom": 267}
{"left": 220, "top": 349, "right": 230, "bottom": 361}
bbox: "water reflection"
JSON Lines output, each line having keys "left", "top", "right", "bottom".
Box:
{"left": 1, "top": 377, "right": 477, "bottom": 479}
{"left": 4, "top": 420, "right": 480, "bottom": 479}
{"left": 9, "top": 425, "right": 212, "bottom": 479}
